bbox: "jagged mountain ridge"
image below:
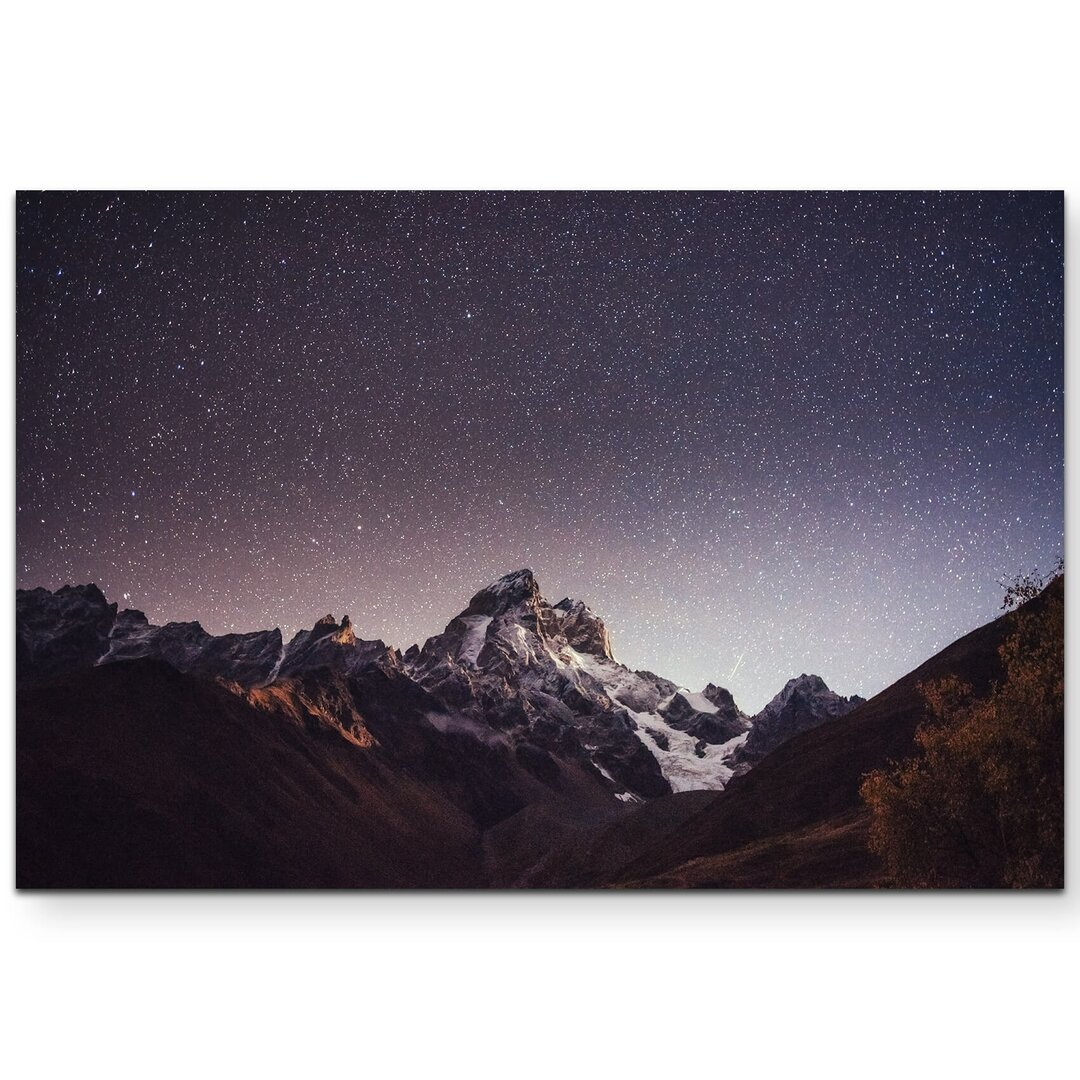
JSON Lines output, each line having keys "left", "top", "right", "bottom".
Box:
{"left": 104, "top": 609, "right": 285, "bottom": 686}
{"left": 15, "top": 570, "right": 861, "bottom": 800}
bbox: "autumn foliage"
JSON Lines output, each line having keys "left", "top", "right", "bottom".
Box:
{"left": 861, "top": 575, "right": 1063, "bottom": 888}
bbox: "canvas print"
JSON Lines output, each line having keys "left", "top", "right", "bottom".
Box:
{"left": 15, "top": 191, "right": 1063, "bottom": 888}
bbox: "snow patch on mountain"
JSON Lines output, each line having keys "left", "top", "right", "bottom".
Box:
{"left": 456, "top": 615, "right": 492, "bottom": 666}
{"left": 627, "top": 709, "right": 748, "bottom": 792}
{"left": 678, "top": 690, "right": 719, "bottom": 715}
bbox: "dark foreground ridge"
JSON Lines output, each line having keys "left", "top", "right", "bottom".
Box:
{"left": 15, "top": 572, "right": 1058, "bottom": 887}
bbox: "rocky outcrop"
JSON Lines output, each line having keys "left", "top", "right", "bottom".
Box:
{"left": 658, "top": 688, "right": 750, "bottom": 745}
{"left": 552, "top": 597, "right": 614, "bottom": 660}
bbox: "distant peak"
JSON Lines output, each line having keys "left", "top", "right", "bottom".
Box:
{"left": 767, "top": 674, "right": 831, "bottom": 705}
{"left": 757, "top": 674, "right": 854, "bottom": 716}
{"left": 702, "top": 683, "right": 739, "bottom": 711}
{"left": 305, "top": 612, "right": 354, "bottom": 644}
{"left": 785, "top": 673, "right": 828, "bottom": 692}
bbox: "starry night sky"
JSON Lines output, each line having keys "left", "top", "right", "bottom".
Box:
{"left": 16, "top": 191, "right": 1063, "bottom": 711}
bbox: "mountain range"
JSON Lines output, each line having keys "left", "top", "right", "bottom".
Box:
{"left": 16, "top": 568, "right": 1044, "bottom": 888}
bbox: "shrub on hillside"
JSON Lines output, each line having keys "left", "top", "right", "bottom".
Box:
{"left": 861, "top": 576, "right": 1063, "bottom": 888}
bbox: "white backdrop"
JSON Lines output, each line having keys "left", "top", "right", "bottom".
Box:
{"left": 2, "top": 4, "right": 1077, "bottom": 1077}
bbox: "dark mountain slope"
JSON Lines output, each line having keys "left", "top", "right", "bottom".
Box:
{"left": 612, "top": 810, "right": 878, "bottom": 889}
{"left": 248, "top": 663, "right": 621, "bottom": 831}
{"left": 483, "top": 790, "right": 719, "bottom": 887}
{"left": 16, "top": 659, "right": 484, "bottom": 888}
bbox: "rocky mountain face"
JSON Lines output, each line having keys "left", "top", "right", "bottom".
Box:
{"left": 102, "top": 609, "right": 284, "bottom": 686}
{"left": 276, "top": 614, "right": 399, "bottom": 680}
{"left": 405, "top": 569, "right": 763, "bottom": 798}
{"left": 16, "top": 584, "right": 117, "bottom": 680}
{"left": 15, "top": 570, "right": 861, "bottom": 826}
{"left": 729, "top": 674, "right": 865, "bottom": 776}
